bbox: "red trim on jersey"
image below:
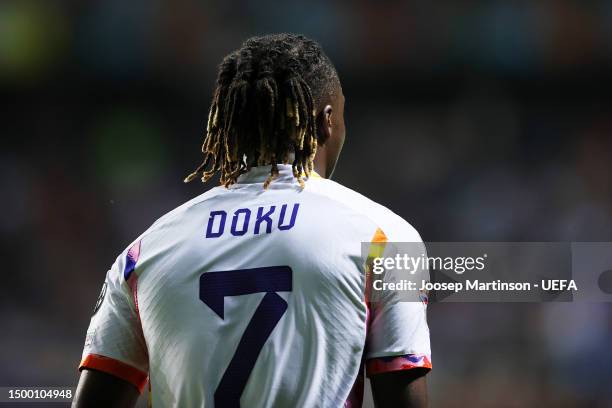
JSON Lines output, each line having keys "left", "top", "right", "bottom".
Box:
{"left": 127, "top": 274, "right": 141, "bottom": 322}
{"left": 79, "top": 354, "right": 148, "bottom": 393}
{"left": 366, "top": 354, "right": 432, "bottom": 377}
{"left": 350, "top": 227, "right": 391, "bottom": 406}
{"left": 127, "top": 273, "right": 150, "bottom": 363}
{"left": 365, "top": 227, "right": 388, "bottom": 327}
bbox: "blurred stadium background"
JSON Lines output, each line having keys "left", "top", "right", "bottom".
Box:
{"left": 1, "top": 1, "right": 611, "bottom": 407}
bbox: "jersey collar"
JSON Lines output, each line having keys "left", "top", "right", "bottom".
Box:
{"left": 234, "top": 164, "right": 322, "bottom": 185}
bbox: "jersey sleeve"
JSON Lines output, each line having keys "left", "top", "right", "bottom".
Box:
{"left": 364, "top": 224, "right": 432, "bottom": 377}
{"left": 79, "top": 240, "right": 149, "bottom": 392}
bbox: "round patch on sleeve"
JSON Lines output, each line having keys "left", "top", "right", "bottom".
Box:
{"left": 93, "top": 282, "right": 107, "bottom": 315}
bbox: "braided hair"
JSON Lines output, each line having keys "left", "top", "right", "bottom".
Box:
{"left": 184, "top": 33, "right": 340, "bottom": 188}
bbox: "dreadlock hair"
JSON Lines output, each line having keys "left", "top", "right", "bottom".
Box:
{"left": 184, "top": 33, "right": 340, "bottom": 189}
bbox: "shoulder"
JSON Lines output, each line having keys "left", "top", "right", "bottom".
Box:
{"left": 116, "top": 186, "right": 227, "bottom": 259}
{"left": 148, "top": 186, "right": 227, "bottom": 231}
{"left": 305, "top": 178, "right": 423, "bottom": 242}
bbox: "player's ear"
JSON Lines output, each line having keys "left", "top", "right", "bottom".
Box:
{"left": 316, "top": 105, "right": 333, "bottom": 146}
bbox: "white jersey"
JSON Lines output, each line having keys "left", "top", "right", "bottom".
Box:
{"left": 80, "top": 164, "right": 431, "bottom": 408}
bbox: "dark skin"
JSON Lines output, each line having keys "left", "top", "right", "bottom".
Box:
{"left": 73, "top": 369, "right": 139, "bottom": 408}
{"left": 370, "top": 368, "right": 429, "bottom": 408}
{"left": 74, "top": 83, "right": 428, "bottom": 408}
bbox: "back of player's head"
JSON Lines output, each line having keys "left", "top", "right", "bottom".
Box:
{"left": 185, "top": 33, "right": 340, "bottom": 188}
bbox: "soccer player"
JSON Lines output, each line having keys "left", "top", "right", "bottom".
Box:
{"left": 74, "top": 33, "right": 431, "bottom": 408}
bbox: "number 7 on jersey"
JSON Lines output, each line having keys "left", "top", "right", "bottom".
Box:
{"left": 200, "top": 266, "right": 293, "bottom": 408}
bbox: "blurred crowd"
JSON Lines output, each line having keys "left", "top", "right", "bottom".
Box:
{"left": 1, "top": 1, "right": 611, "bottom": 407}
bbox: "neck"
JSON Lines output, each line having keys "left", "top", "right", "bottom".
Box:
{"left": 313, "top": 142, "right": 338, "bottom": 179}
{"left": 246, "top": 152, "right": 329, "bottom": 179}
{"left": 313, "top": 154, "right": 327, "bottom": 179}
